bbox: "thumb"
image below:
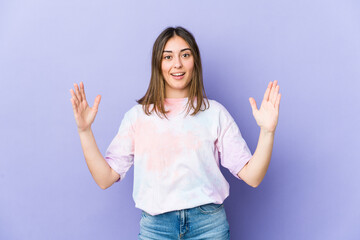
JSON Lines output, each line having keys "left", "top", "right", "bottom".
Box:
{"left": 93, "top": 95, "right": 101, "bottom": 111}
{"left": 249, "top": 97, "right": 258, "bottom": 112}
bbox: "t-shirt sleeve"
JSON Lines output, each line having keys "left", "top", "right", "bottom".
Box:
{"left": 104, "top": 111, "right": 135, "bottom": 182}
{"left": 216, "top": 106, "right": 252, "bottom": 181}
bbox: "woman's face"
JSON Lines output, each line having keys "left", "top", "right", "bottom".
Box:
{"left": 161, "top": 35, "right": 194, "bottom": 98}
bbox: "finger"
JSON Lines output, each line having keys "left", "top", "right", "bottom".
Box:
{"left": 263, "top": 81, "right": 272, "bottom": 102}
{"left": 273, "top": 80, "right": 278, "bottom": 87}
{"left": 269, "top": 80, "right": 278, "bottom": 104}
{"left": 93, "top": 95, "right": 101, "bottom": 111}
{"left": 70, "top": 89, "right": 79, "bottom": 104}
{"left": 80, "top": 81, "right": 87, "bottom": 102}
{"left": 74, "top": 83, "right": 83, "bottom": 102}
{"left": 275, "top": 93, "right": 281, "bottom": 111}
{"left": 271, "top": 85, "right": 280, "bottom": 105}
{"left": 249, "top": 97, "right": 258, "bottom": 112}
{"left": 70, "top": 97, "right": 78, "bottom": 114}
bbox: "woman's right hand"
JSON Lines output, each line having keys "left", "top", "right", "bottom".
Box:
{"left": 70, "top": 82, "right": 101, "bottom": 132}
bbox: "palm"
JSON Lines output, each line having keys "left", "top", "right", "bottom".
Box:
{"left": 75, "top": 99, "right": 96, "bottom": 129}
{"left": 249, "top": 80, "right": 281, "bottom": 133}
{"left": 70, "top": 82, "right": 101, "bottom": 132}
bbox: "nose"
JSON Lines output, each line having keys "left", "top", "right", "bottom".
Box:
{"left": 174, "top": 56, "right": 183, "bottom": 68}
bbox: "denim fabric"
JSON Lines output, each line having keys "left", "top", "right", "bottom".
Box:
{"left": 138, "top": 203, "right": 230, "bottom": 240}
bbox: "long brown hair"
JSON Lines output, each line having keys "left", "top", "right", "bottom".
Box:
{"left": 136, "top": 26, "right": 209, "bottom": 119}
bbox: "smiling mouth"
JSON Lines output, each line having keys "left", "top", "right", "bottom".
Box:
{"left": 171, "top": 73, "right": 185, "bottom": 76}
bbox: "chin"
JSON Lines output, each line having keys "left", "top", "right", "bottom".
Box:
{"left": 172, "top": 82, "right": 190, "bottom": 90}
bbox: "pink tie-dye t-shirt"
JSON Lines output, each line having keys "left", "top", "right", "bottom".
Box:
{"left": 105, "top": 97, "right": 252, "bottom": 216}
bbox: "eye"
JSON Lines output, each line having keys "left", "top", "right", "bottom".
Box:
{"left": 164, "top": 55, "right": 172, "bottom": 60}
{"left": 182, "top": 53, "right": 190, "bottom": 58}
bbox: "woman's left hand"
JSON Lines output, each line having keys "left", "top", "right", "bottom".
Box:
{"left": 249, "top": 80, "right": 281, "bottom": 133}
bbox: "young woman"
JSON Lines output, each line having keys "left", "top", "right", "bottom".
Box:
{"left": 70, "top": 26, "right": 281, "bottom": 240}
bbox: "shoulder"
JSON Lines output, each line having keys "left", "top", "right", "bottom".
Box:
{"left": 127, "top": 103, "right": 142, "bottom": 115}
{"left": 206, "top": 98, "right": 235, "bottom": 123}
{"left": 207, "top": 99, "right": 226, "bottom": 110}
{"left": 206, "top": 99, "right": 231, "bottom": 115}
{"left": 121, "top": 103, "right": 142, "bottom": 122}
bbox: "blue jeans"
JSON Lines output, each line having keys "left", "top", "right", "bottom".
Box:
{"left": 138, "top": 203, "right": 230, "bottom": 240}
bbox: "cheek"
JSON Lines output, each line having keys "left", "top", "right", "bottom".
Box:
{"left": 161, "top": 62, "right": 170, "bottom": 74}
{"left": 186, "top": 61, "right": 194, "bottom": 74}
{"left": 186, "top": 57, "right": 194, "bottom": 67}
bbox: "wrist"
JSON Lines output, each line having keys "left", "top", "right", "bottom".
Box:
{"left": 78, "top": 127, "right": 92, "bottom": 135}
{"left": 260, "top": 127, "right": 275, "bottom": 136}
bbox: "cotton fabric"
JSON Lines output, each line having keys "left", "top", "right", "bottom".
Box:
{"left": 105, "top": 97, "right": 252, "bottom": 216}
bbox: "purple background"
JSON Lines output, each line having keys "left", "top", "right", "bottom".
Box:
{"left": 1, "top": 0, "right": 359, "bottom": 239}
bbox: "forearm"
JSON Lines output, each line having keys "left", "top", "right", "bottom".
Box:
{"left": 240, "top": 128, "right": 275, "bottom": 187}
{"left": 78, "top": 129, "right": 115, "bottom": 189}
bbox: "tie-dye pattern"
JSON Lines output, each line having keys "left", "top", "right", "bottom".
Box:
{"left": 105, "top": 98, "right": 252, "bottom": 216}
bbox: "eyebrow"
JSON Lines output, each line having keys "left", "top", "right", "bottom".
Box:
{"left": 163, "top": 48, "right": 191, "bottom": 53}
